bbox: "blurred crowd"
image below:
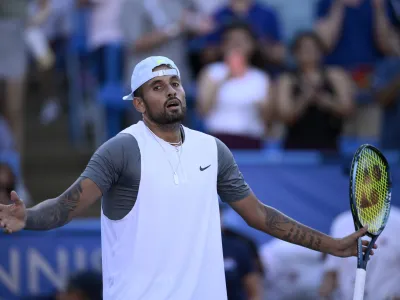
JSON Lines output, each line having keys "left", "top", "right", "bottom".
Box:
{"left": 1, "top": 0, "right": 400, "bottom": 192}
{"left": 1, "top": 0, "right": 400, "bottom": 299}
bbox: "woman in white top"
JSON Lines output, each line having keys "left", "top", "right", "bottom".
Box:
{"left": 197, "top": 20, "right": 272, "bottom": 149}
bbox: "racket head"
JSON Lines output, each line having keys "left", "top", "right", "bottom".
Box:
{"left": 349, "top": 144, "right": 392, "bottom": 238}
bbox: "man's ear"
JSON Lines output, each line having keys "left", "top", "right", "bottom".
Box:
{"left": 133, "top": 97, "right": 145, "bottom": 114}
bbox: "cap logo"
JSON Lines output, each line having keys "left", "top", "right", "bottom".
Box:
{"left": 156, "top": 59, "right": 165, "bottom": 64}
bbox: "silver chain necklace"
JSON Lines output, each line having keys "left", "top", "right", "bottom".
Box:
{"left": 146, "top": 125, "right": 183, "bottom": 185}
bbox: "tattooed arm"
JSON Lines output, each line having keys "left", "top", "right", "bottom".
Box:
{"left": 230, "top": 193, "right": 329, "bottom": 252}
{"left": 25, "top": 178, "right": 102, "bottom": 230}
{"left": 229, "top": 193, "right": 371, "bottom": 257}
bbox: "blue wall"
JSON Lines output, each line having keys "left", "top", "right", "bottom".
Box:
{"left": 1, "top": 153, "right": 399, "bottom": 299}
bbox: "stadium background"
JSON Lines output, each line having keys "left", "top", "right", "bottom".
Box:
{"left": 0, "top": 0, "right": 400, "bottom": 299}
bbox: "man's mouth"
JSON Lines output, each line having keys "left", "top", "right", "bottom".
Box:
{"left": 166, "top": 98, "right": 181, "bottom": 108}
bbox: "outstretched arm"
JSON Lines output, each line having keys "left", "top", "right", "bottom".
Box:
{"left": 25, "top": 178, "right": 102, "bottom": 230}
{"left": 215, "top": 138, "right": 374, "bottom": 257}
{"left": 230, "top": 194, "right": 327, "bottom": 252}
{"left": 1, "top": 134, "right": 135, "bottom": 233}
{"left": 230, "top": 193, "right": 371, "bottom": 257}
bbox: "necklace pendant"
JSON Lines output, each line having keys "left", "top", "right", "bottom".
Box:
{"left": 173, "top": 172, "right": 179, "bottom": 185}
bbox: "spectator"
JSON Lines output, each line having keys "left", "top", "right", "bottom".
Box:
{"left": 0, "top": 117, "right": 32, "bottom": 207}
{"left": 319, "top": 207, "right": 400, "bottom": 300}
{"left": 197, "top": 21, "right": 272, "bottom": 149}
{"left": 315, "top": 0, "right": 397, "bottom": 140}
{"left": 79, "top": 0, "right": 123, "bottom": 54}
{"left": 78, "top": 0, "right": 124, "bottom": 88}
{"left": 0, "top": 163, "right": 16, "bottom": 205}
{"left": 0, "top": 116, "right": 16, "bottom": 153}
{"left": 372, "top": 40, "right": 400, "bottom": 150}
{"left": 78, "top": 0, "right": 125, "bottom": 140}
{"left": 189, "top": 0, "right": 227, "bottom": 16}
{"left": 0, "top": 159, "right": 32, "bottom": 207}
{"left": 56, "top": 270, "right": 103, "bottom": 300}
{"left": 220, "top": 206, "right": 263, "bottom": 300}
{"left": 199, "top": 0, "right": 285, "bottom": 72}
{"left": 260, "top": 238, "right": 326, "bottom": 300}
{"left": 315, "top": 0, "right": 395, "bottom": 69}
{"left": 30, "top": 0, "right": 74, "bottom": 125}
{"left": 0, "top": 0, "right": 49, "bottom": 154}
{"left": 263, "top": 0, "right": 320, "bottom": 45}
{"left": 223, "top": 227, "right": 265, "bottom": 276}
{"left": 120, "top": 0, "right": 213, "bottom": 90}
{"left": 276, "top": 31, "right": 354, "bottom": 152}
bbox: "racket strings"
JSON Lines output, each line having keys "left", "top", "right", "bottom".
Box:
{"left": 354, "top": 149, "right": 390, "bottom": 234}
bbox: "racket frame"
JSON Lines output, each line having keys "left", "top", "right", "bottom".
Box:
{"left": 349, "top": 144, "right": 392, "bottom": 268}
{"left": 349, "top": 144, "right": 392, "bottom": 300}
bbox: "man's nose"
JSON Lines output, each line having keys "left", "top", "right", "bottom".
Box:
{"left": 166, "top": 85, "right": 177, "bottom": 98}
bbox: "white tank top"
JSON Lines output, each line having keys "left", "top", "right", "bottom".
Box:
{"left": 203, "top": 62, "right": 270, "bottom": 138}
{"left": 101, "top": 121, "right": 227, "bottom": 300}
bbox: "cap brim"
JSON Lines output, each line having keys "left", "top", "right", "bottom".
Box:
{"left": 122, "top": 93, "right": 133, "bottom": 100}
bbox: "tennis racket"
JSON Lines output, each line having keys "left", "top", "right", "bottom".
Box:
{"left": 349, "top": 144, "right": 392, "bottom": 300}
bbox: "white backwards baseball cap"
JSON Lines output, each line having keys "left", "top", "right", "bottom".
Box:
{"left": 122, "top": 56, "right": 180, "bottom": 101}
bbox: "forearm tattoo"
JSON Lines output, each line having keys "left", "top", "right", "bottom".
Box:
{"left": 263, "top": 205, "right": 323, "bottom": 251}
{"left": 25, "top": 180, "right": 83, "bottom": 230}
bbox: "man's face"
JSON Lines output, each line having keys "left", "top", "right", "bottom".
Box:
{"left": 136, "top": 65, "right": 187, "bottom": 125}
{"left": 0, "top": 165, "right": 15, "bottom": 205}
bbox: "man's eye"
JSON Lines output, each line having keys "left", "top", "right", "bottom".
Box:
{"left": 153, "top": 86, "right": 161, "bottom": 91}
{"left": 172, "top": 82, "right": 180, "bottom": 87}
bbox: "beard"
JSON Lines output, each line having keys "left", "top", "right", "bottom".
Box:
{"left": 143, "top": 97, "right": 186, "bottom": 125}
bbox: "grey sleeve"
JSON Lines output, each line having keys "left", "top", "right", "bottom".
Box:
{"left": 80, "top": 134, "right": 137, "bottom": 194}
{"left": 216, "top": 138, "right": 251, "bottom": 203}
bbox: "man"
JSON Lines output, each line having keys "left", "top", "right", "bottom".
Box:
{"left": 120, "top": 0, "right": 214, "bottom": 89}
{"left": 315, "top": 0, "right": 395, "bottom": 69}
{"left": 372, "top": 31, "right": 400, "bottom": 150}
{"left": 0, "top": 116, "right": 15, "bottom": 153}
{"left": 315, "top": 0, "right": 397, "bottom": 139}
{"left": 319, "top": 207, "right": 400, "bottom": 300}
{"left": 57, "top": 270, "right": 103, "bottom": 300}
{"left": 197, "top": 0, "right": 284, "bottom": 70}
{"left": 0, "top": 56, "right": 376, "bottom": 300}
{"left": 260, "top": 238, "right": 326, "bottom": 300}
{"left": 220, "top": 205, "right": 263, "bottom": 300}
{"left": 0, "top": 0, "right": 49, "bottom": 155}
{"left": 0, "top": 163, "right": 16, "bottom": 205}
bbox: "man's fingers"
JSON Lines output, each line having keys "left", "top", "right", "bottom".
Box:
{"left": 354, "top": 226, "right": 368, "bottom": 238}
{"left": 361, "top": 239, "right": 378, "bottom": 249}
{"left": 10, "top": 191, "right": 22, "bottom": 204}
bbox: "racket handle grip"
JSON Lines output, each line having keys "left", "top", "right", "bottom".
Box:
{"left": 353, "top": 268, "right": 367, "bottom": 300}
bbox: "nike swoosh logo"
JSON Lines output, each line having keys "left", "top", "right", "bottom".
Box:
{"left": 200, "top": 165, "right": 211, "bottom": 171}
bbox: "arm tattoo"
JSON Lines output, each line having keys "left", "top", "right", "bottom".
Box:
{"left": 25, "top": 180, "right": 83, "bottom": 230}
{"left": 263, "top": 205, "right": 325, "bottom": 252}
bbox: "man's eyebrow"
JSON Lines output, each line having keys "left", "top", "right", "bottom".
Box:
{"left": 149, "top": 79, "right": 163, "bottom": 86}
{"left": 170, "top": 75, "right": 180, "bottom": 81}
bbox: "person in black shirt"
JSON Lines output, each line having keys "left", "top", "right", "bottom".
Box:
{"left": 220, "top": 205, "right": 263, "bottom": 300}
{"left": 276, "top": 31, "right": 354, "bottom": 153}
